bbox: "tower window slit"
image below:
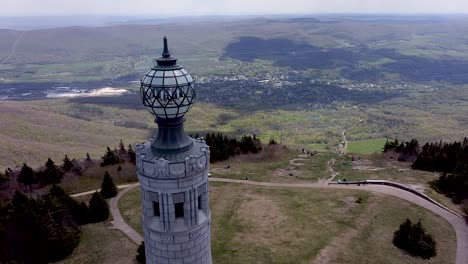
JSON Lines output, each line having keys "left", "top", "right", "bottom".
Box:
{"left": 198, "top": 195, "right": 202, "bottom": 210}
{"left": 153, "top": 201, "right": 160, "bottom": 217}
{"left": 175, "top": 202, "right": 184, "bottom": 218}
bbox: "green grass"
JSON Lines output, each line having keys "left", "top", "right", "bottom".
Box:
{"left": 210, "top": 146, "right": 335, "bottom": 182}
{"left": 333, "top": 154, "right": 438, "bottom": 184}
{"left": 334, "top": 193, "right": 456, "bottom": 264}
{"left": 61, "top": 163, "right": 137, "bottom": 194}
{"left": 57, "top": 222, "right": 137, "bottom": 264}
{"left": 210, "top": 146, "right": 297, "bottom": 182}
{"left": 118, "top": 183, "right": 456, "bottom": 264}
{"left": 118, "top": 187, "right": 143, "bottom": 235}
{"left": 0, "top": 100, "right": 148, "bottom": 170}
{"left": 346, "top": 138, "right": 387, "bottom": 154}
{"left": 332, "top": 153, "right": 465, "bottom": 214}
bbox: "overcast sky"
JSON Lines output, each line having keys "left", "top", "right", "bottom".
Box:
{"left": 1, "top": 0, "right": 468, "bottom": 16}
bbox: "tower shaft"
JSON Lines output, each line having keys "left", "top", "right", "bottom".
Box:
{"left": 136, "top": 137, "right": 212, "bottom": 264}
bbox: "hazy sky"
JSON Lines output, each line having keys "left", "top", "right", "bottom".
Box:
{"left": 2, "top": 0, "right": 468, "bottom": 16}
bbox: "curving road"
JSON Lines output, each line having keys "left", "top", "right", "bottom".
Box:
{"left": 88, "top": 177, "right": 467, "bottom": 264}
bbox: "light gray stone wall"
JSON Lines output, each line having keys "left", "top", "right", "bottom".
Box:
{"left": 137, "top": 139, "right": 212, "bottom": 264}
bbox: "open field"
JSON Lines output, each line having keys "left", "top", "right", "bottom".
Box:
{"left": 118, "top": 182, "right": 456, "bottom": 264}
{"left": 210, "top": 145, "right": 339, "bottom": 183}
{"left": 0, "top": 99, "right": 148, "bottom": 170}
{"left": 346, "top": 138, "right": 387, "bottom": 154}
{"left": 60, "top": 163, "right": 138, "bottom": 194}
{"left": 57, "top": 222, "right": 138, "bottom": 264}
{"left": 333, "top": 154, "right": 465, "bottom": 215}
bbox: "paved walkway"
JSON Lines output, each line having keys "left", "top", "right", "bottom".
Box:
{"left": 93, "top": 178, "right": 467, "bottom": 264}
{"left": 70, "top": 183, "right": 136, "bottom": 198}
{"left": 109, "top": 183, "right": 143, "bottom": 244}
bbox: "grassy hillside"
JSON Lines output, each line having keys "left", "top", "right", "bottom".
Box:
{"left": 118, "top": 183, "right": 456, "bottom": 264}
{"left": 1, "top": 89, "right": 466, "bottom": 171}
{"left": 0, "top": 100, "right": 146, "bottom": 169}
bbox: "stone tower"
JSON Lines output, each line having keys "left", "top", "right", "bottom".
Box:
{"left": 136, "top": 37, "right": 212, "bottom": 264}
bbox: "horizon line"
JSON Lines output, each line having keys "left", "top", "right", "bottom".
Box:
{"left": 2, "top": 12, "right": 468, "bottom": 18}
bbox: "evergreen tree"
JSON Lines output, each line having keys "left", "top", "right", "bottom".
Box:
{"left": 40, "top": 158, "right": 63, "bottom": 185}
{"left": 17, "top": 163, "right": 36, "bottom": 192}
{"left": 100, "top": 146, "right": 121, "bottom": 167}
{"left": 100, "top": 172, "right": 118, "bottom": 199}
{"left": 9, "top": 191, "right": 45, "bottom": 263}
{"left": 75, "top": 202, "right": 90, "bottom": 226}
{"left": 39, "top": 195, "right": 81, "bottom": 262}
{"left": 0, "top": 171, "right": 8, "bottom": 186}
{"left": 393, "top": 219, "right": 436, "bottom": 259}
{"left": 49, "top": 185, "right": 88, "bottom": 225}
{"left": 86, "top": 152, "right": 92, "bottom": 161}
{"left": 62, "top": 155, "right": 74, "bottom": 172}
{"left": 205, "top": 133, "right": 263, "bottom": 162}
{"left": 0, "top": 201, "right": 12, "bottom": 262}
{"left": 136, "top": 241, "right": 146, "bottom": 263}
{"left": 5, "top": 191, "right": 81, "bottom": 263}
{"left": 128, "top": 144, "right": 136, "bottom": 164}
{"left": 88, "top": 192, "right": 109, "bottom": 223}
{"left": 118, "top": 140, "right": 127, "bottom": 155}
{"left": 413, "top": 137, "right": 468, "bottom": 202}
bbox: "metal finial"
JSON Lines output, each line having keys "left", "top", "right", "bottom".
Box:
{"left": 162, "top": 36, "right": 170, "bottom": 58}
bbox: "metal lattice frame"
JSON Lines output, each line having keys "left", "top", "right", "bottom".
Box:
{"left": 140, "top": 67, "right": 196, "bottom": 119}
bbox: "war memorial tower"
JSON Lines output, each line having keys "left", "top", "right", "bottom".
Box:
{"left": 136, "top": 37, "right": 212, "bottom": 264}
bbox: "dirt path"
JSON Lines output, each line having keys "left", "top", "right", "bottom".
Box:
{"left": 325, "top": 159, "right": 339, "bottom": 183}
{"left": 313, "top": 198, "right": 380, "bottom": 264}
{"left": 338, "top": 119, "right": 363, "bottom": 155}
{"left": 0, "top": 32, "right": 24, "bottom": 65}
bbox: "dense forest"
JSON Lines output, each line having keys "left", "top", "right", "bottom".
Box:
{"left": 384, "top": 138, "right": 468, "bottom": 203}
{"left": 0, "top": 141, "right": 131, "bottom": 262}
{"left": 415, "top": 139, "right": 468, "bottom": 203}
{"left": 203, "top": 133, "right": 262, "bottom": 162}
{"left": 383, "top": 138, "right": 420, "bottom": 162}
{"left": 0, "top": 185, "right": 111, "bottom": 263}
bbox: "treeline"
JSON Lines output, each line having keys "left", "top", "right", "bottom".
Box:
{"left": 0, "top": 140, "right": 135, "bottom": 197}
{"left": 415, "top": 138, "right": 468, "bottom": 203}
{"left": 383, "top": 138, "right": 420, "bottom": 162}
{"left": 101, "top": 140, "right": 136, "bottom": 166}
{"left": 12, "top": 155, "right": 82, "bottom": 194}
{"left": 384, "top": 138, "right": 468, "bottom": 203}
{"left": 412, "top": 138, "right": 468, "bottom": 172}
{"left": 0, "top": 140, "right": 127, "bottom": 262}
{"left": 203, "top": 133, "right": 262, "bottom": 162}
{"left": 0, "top": 185, "right": 110, "bottom": 263}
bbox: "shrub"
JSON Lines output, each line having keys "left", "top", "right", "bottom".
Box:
{"left": 0, "top": 191, "right": 81, "bottom": 263}
{"left": 88, "top": 192, "right": 109, "bottom": 223}
{"left": 393, "top": 219, "right": 436, "bottom": 259}
{"left": 136, "top": 241, "right": 146, "bottom": 263}
{"left": 49, "top": 185, "right": 89, "bottom": 225}
{"left": 100, "top": 172, "right": 118, "bottom": 199}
